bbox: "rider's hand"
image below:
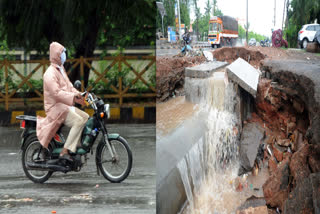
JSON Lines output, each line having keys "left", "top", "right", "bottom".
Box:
{"left": 74, "top": 92, "right": 85, "bottom": 106}
{"left": 75, "top": 92, "right": 82, "bottom": 99}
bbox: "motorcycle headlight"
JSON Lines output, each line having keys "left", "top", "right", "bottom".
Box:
{"left": 104, "top": 104, "right": 110, "bottom": 119}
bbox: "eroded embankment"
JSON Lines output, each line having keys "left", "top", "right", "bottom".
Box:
{"left": 213, "top": 47, "right": 265, "bottom": 68}
{"left": 256, "top": 59, "right": 320, "bottom": 213}
{"left": 156, "top": 56, "right": 206, "bottom": 102}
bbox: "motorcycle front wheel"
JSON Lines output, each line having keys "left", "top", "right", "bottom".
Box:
{"left": 96, "top": 136, "right": 132, "bottom": 183}
{"left": 22, "top": 134, "right": 53, "bottom": 183}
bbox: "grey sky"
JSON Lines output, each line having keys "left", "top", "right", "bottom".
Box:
{"left": 190, "top": 0, "right": 288, "bottom": 37}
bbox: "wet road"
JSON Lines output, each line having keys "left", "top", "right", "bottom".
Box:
{"left": 156, "top": 47, "right": 213, "bottom": 56}
{"left": 0, "top": 124, "right": 155, "bottom": 214}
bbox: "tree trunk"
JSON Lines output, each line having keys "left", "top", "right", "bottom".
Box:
{"left": 68, "top": 11, "right": 101, "bottom": 88}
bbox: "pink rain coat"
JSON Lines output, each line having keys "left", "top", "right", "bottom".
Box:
{"left": 36, "top": 42, "right": 80, "bottom": 148}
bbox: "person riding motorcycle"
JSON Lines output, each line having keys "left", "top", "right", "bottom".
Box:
{"left": 183, "top": 27, "right": 191, "bottom": 44}
{"left": 36, "top": 42, "right": 89, "bottom": 162}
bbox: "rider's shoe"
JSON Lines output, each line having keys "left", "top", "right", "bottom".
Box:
{"left": 59, "top": 154, "right": 74, "bottom": 162}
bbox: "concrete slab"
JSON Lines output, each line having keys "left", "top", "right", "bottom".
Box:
{"left": 185, "top": 61, "right": 228, "bottom": 78}
{"left": 239, "top": 122, "right": 265, "bottom": 174}
{"left": 226, "top": 58, "right": 260, "bottom": 97}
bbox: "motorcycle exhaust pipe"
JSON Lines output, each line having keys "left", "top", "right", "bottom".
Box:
{"left": 26, "top": 162, "right": 69, "bottom": 173}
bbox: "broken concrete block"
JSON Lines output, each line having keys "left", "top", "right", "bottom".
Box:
{"left": 203, "top": 51, "right": 213, "bottom": 61}
{"left": 226, "top": 57, "right": 260, "bottom": 97}
{"left": 236, "top": 206, "right": 268, "bottom": 214}
{"left": 185, "top": 61, "right": 228, "bottom": 78}
{"left": 239, "top": 122, "right": 265, "bottom": 174}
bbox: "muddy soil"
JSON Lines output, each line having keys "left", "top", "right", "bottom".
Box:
{"left": 212, "top": 47, "right": 266, "bottom": 68}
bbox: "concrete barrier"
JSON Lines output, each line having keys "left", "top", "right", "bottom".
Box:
{"left": 185, "top": 61, "right": 228, "bottom": 79}
{"left": 0, "top": 106, "right": 155, "bottom": 126}
{"left": 156, "top": 112, "right": 207, "bottom": 214}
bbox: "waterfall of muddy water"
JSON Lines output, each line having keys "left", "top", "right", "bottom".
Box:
{"left": 179, "top": 70, "right": 249, "bottom": 214}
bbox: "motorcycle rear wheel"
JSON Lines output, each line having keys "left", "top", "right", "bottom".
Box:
{"left": 96, "top": 136, "right": 132, "bottom": 183}
{"left": 22, "top": 134, "right": 53, "bottom": 183}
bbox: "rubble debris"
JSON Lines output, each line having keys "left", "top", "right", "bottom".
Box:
{"left": 272, "top": 143, "right": 284, "bottom": 162}
{"left": 263, "top": 154, "right": 291, "bottom": 211}
{"left": 276, "top": 139, "right": 290, "bottom": 147}
{"left": 238, "top": 122, "right": 265, "bottom": 175}
{"left": 203, "top": 51, "right": 213, "bottom": 61}
{"left": 284, "top": 172, "right": 320, "bottom": 214}
{"left": 268, "top": 158, "right": 278, "bottom": 174}
{"left": 237, "top": 196, "right": 267, "bottom": 214}
{"left": 289, "top": 144, "right": 311, "bottom": 186}
{"left": 226, "top": 58, "right": 261, "bottom": 98}
{"left": 236, "top": 206, "right": 268, "bottom": 214}
{"left": 261, "top": 59, "right": 320, "bottom": 146}
{"left": 291, "top": 129, "right": 304, "bottom": 152}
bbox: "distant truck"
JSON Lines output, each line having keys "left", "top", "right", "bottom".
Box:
{"left": 208, "top": 16, "right": 238, "bottom": 48}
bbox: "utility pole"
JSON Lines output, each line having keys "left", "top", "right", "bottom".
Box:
{"left": 282, "top": 0, "right": 286, "bottom": 31}
{"left": 246, "top": 0, "right": 248, "bottom": 45}
{"left": 177, "top": 0, "right": 181, "bottom": 40}
{"left": 156, "top": 2, "right": 166, "bottom": 37}
{"left": 274, "top": 0, "right": 276, "bottom": 27}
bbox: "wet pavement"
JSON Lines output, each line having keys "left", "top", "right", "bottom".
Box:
{"left": 156, "top": 48, "right": 212, "bottom": 56}
{"left": 0, "top": 124, "right": 155, "bottom": 214}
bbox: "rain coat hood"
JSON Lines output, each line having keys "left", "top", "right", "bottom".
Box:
{"left": 36, "top": 42, "right": 82, "bottom": 148}
{"left": 50, "top": 42, "right": 65, "bottom": 66}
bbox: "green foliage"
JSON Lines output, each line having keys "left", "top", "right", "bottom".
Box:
{"left": 192, "top": 2, "right": 223, "bottom": 41}
{"left": 238, "top": 24, "right": 268, "bottom": 43}
{"left": 0, "top": 0, "right": 156, "bottom": 54}
{"left": 180, "top": 1, "right": 190, "bottom": 27}
{"left": 156, "top": 0, "right": 176, "bottom": 35}
{"left": 248, "top": 31, "right": 268, "bottom": 43}
{"left": 238, "top": 24, "right": 246, "bottom": 39}
{"left": 285, "top": 0, "right": 320, "bottom": 47}
{"left": 89, "top": 61, "right": 155, "bottom": 95}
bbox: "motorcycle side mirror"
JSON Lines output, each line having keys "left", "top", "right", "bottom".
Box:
{"left": 74, "top": 80, "right": 82, "bottom": 90}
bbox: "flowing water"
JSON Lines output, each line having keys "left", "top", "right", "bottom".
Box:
{"left": 178, "top": 70, "right": 251, "bottom": 214}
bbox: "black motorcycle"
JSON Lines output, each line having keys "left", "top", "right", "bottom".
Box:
{"left": 180, "top": 33, "right": 192, "bottom": 56}
{"left": 260, "top": 39, "right": 270, "bottom": 47}
{"left": 16, "top": 80, "right": 132, "bottom": 183}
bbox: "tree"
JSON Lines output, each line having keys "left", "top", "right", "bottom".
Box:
{"left": 180, "top": 0, "right": 191, "bottom": 27}
{"left": 0, "top": 0, "right": 156, "bottom": 86}
{"left": 238, "top": 24, "right": 246, "bottom": 39}
{"left": 212, "top": 0, "right": 217, "bottom": 16}
{"left": 193, "top": 0, "right": 200, "bottom": 40}
{"left": 156, "top": 0, "right": 176, "bottom": 36}
{"left": 285, "top": 0, "right": 320, "bottom": 47}
{"left": 192, "top": 1, "right": 222, "bottom": 41}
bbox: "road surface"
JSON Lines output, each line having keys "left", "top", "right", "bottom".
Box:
{"left": 0, "top": 124, "right": 155, "bottom": 214}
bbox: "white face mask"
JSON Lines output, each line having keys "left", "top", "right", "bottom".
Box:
{"left": 60, "top": 51, "right": 66, "bottom": 65}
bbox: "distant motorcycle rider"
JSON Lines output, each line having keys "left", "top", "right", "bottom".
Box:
{"left": 183, "top": 27, "right": 191, "bottom": 44}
